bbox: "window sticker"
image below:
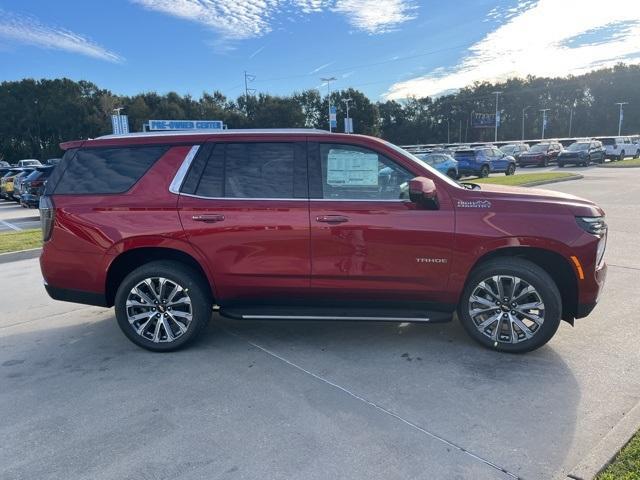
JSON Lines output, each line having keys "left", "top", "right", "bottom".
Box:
{"left": 326, "top": 149, "right": 379, "bottom": 186}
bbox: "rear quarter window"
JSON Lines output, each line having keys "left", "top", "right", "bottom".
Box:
{"left": 52, "top": 146, "right": 168, "bottom": 195}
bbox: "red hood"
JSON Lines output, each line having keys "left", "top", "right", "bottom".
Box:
{"left": 458, "top": 183, "right": 604, "bottom": 217}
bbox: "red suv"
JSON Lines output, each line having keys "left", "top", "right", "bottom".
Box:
{"left": 40, "top": 129, "right": 607, "bottom": 353}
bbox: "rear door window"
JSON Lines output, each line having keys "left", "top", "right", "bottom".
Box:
{"left": 52, "top": 146, "right": 168, "bottom": 194}
{"left": 187, "top": 142, "right": 305, "bottom": 199}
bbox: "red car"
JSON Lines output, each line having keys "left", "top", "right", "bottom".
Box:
{"left": 517, "top": 141, "right": 563, "bottom": 167}
{"left": 40, "top": 129, "right": 607, "bottom": 353}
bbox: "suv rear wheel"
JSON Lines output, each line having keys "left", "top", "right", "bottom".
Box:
{"left": 479, "top": 165, "right": 490, "bottom": 178}
{"left": 114, "top": 261, "right": 212, "bottom": 351}
{"left": 458, "top": 258, "right": 562, "bottom": 353}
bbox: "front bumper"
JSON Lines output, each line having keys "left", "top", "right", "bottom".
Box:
{"left": 20, "top": 193, "right": 39, "bottom": 207}
{"left": 575, "top": 262, "right": 607, "bottom": 319}
{"left": 518, "top": 156, "right": 545, "bottom": 165}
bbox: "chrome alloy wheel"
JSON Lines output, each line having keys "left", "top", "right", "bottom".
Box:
{"left": 468, "top": 275, "right": 545, "bottom": 344}
{"left": 125, "top": 277, "right": 193, "bottom": 343}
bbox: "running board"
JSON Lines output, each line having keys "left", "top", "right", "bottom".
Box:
{"left": 219, "top": 306, "right": 452, "bottom": 323}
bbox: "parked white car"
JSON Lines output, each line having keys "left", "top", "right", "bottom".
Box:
{"left": 597, "top": 137, "right": 639, "bottom": 160}
{"left": 16, "top": 159, "right": 42, "bottom": 167}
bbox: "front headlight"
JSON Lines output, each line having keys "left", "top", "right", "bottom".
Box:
{"left": 596, "top": 232, "right": 607, "bottom": 267}
{"left": 576, "top": 216, "right": 607, "bottom": 236}
{"left": 576, "top": 216, "right": 607, "bottom": 267}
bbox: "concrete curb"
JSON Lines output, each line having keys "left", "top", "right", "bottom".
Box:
{"left": 520, "top": 174, "right": 584, "bottom": 188}
{"left": 567, "top": 400, "right": 640, "bottom": 479}
{"left": 597, "top": 164, "right": 640, "bottom": 169}
{"left": 0, "top": 248, "right": 42, "bottom": 264}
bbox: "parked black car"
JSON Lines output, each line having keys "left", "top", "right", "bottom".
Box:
{"left": 500, "top": 143, "right": 530, "bottom": 161}
{"left": 557, "top": 140, "right": 605, "bottom": 167}
{"left": 20, "top": 166, "right": 55, "bottom": 208}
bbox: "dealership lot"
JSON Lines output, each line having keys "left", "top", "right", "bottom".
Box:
{"left": 1, "top": 166, "right": 639, "bottom": 479}
{"left": 0, "top": 201, "right": 40, "bottom": 232}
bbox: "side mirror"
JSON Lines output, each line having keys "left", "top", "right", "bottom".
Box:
{"left": 409, "top": 177, "right": 439, "bottom": 209}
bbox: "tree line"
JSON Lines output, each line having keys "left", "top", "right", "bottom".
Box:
{"left": 1, "top": 63, "right": 639, "bottom": 163}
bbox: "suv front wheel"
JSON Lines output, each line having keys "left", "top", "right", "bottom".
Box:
{"left": 115, "top": 261, "right": 212, "bottom": 351}
{"left": 458, "top": 258, "right": 562, "bottom": 353}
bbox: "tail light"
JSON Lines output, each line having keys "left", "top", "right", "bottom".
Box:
{"left": 39, "top": 195, "right": 55, "bottom": 241}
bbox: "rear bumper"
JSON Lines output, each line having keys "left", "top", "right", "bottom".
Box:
{"left": 44, "top": 283, "right": 109, "bottom": 307}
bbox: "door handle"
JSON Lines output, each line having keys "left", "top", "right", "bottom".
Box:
{"left": 192, "top": 214, "right": 225, "bottom": 223}
{"left": 316, "top": 215, "right": 349, "bottom": 224}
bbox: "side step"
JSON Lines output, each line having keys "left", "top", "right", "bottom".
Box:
{"left": 219, "top": 306, "right": 453, "bottom": 323}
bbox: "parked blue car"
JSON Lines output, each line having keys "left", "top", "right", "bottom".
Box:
{"left": 414, "top": 152, "right": 459, "bottom": 179}
{"left": 453, "top": 147, "right": 517, "bottom": 178}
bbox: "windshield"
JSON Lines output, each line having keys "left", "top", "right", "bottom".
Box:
{"left": 382, "top": 141, "right": 461, "bottom": 188}
{"left": 414, "top": 153, "right": 436, "bottom": 165}
{"left": 500, "top": 145, "right": 516, "bottom": 154}
{"left": 567, "top": 142, "right": 590, "bottom": 151}
{"left": 529, "top": 144, "right": 549, "bottom": 153}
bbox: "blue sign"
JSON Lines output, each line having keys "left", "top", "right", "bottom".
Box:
{"left": 471, "top": 113, "right": 496, "bottom": 129}
{"left": 148, "top": 120, "right": 224, "bottom": 131}
{"left": 111, "top": 115, "right": 129, "bottom": 134}
{"left": 329, "top": 106, "right": 337, "bottom": 129}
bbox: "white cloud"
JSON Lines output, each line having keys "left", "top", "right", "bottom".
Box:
{"left": 309, "top": 61, "right": 334, "bottom": 74}
{"left": 0, "top": 9, "right": 123, "bottom": 62}
{"left": 384, "top": 0, "right": 640, "bottom": 99}
{"left": 131, "top": 0, "right": 415, "bottom": 41}
{"left": 332, "top": 0, "right": 416, "bottom": 33}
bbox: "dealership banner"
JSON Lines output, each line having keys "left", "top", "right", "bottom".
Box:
{"left": 471, "top": 113, "right": 497, "bottom": 128}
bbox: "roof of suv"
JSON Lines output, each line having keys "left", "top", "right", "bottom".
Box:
{"left": 61, "top": 128, "right": 339, "bottom": 150}
{"left": 97, "top": 128, "right": 329, "bottom": 140}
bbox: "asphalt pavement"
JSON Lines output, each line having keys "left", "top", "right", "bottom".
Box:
{"left": 1, "top": 166, "right": 639, "bottom": 480}
{"left": 0, "top": 201, "right": 40, "bottom": 232}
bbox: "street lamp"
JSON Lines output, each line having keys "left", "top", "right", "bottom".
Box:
{"left": 540, "top": 109, "right": 551, "bottom": 139}
{"left": 492, "top": 91, "right": 502, "bottom": 142}
{"left": 321, "top": 77, "right": 337, "bottom": 132}
{"left": 522, "top": 106, "right": 531, "bottom": 141}
{"left": 615, "top": 102, "right": 628, "bottom": 136}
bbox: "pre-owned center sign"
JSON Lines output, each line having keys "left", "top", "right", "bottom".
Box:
{"left": 148, "top": 120, "right": 224, "bottom": 131}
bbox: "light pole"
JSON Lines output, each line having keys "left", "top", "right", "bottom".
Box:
{"left": 616, "top": 102, "right": 628, "bottom": 136}
{"left": 446, "top": 118, "right": 451, "bottom": 144}
{"left": 540, "top": 109, "right": 550, "bottom": 139}
{"left": 521, "top": 106, "right": 531, "bottom": 141}
{"left": 342, "top": 97, "right": 353, "bottom": 133}
{"left": 492, "top": 91, "right": 502, "bottom": 142}
{"left": 321, "top": 77, "right": 337, "bottom": 132}
{"left": 568, "top": 101, "right": 576, "bottom": 137}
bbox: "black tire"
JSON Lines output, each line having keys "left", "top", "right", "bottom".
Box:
{"left": 479, "top": 165, "right": 490, "bottom": 178}
{"left": 542, "top": 157, "right": 549, "bottom": 167}
{"left": 619, "top": 151, "right": 625, "bottom": 161}
{"left": 457, "top": 257, "right": 562, "bottom": 353}
{"left": 505, "top": 163, "right": 516, "bottom": 176}
{"left": 114, "top": 260, "right": 212, "bottom": 351}
{"left": 634, "top": 150, "right": 639, "bottom": 159}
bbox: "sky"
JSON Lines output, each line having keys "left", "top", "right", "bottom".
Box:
{"left": 1, "top": 0, "right": 639, "bottom": 101}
